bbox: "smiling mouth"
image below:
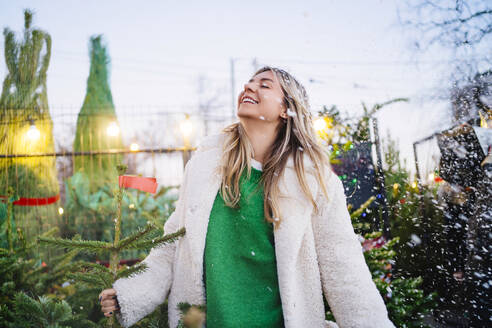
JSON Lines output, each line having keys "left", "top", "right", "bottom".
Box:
{"left": 241, "top": 96, "right": 258, "bottom": 105}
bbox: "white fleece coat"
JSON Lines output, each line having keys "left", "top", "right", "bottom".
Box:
{"left": 113, "top": 132, "right": 395, "bottom": 328}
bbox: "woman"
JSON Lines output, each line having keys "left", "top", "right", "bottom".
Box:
{"left": 99, "top": 66, "right": 395, "bottom": 328}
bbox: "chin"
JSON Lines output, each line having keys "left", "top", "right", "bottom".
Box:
{"left": 237, "top": 109, "right": 254, "bottom": 118}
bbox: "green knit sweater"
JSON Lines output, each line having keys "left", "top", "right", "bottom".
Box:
{"left": 203, "top": 162, "right": 285, "bottom": 328}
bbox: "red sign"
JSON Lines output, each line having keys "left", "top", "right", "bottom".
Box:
{"left": 0, "top": 194, "right": 60, "bottom": 206}
{"left": 118, "top": 175, "right": 157, "bottom": 193}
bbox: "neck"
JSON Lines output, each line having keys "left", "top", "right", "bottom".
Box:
{"left": 241, "top": 120, "right": 278, "bottom": 164}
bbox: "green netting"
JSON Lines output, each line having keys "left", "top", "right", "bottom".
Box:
{"left": 0, "top": 10, "right": 60, "bottom": 241}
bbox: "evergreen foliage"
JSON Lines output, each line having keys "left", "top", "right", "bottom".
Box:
{"left": 10, "top": 292, "right": 97, "bottom": 328}
{"left": 0, "top": 8, "right": 59, "bottom": 238}
{"left": 40, "top": 164, "right": 186, "bottom": 327}
{"left": 0, "top": 195, "right": 82, "bottom": 328}
{"left": 319, "top": 102, "right": 438, "bottom": 327}
{"left": 61, "top": 169, "right": 179, "bottom": 259}
{"left": 72, "top": 35, "right": 123, "bottom": 192}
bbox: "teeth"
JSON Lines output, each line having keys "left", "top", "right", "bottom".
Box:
{"left": 242, "top": 97, "right": 257, "bottom": 104}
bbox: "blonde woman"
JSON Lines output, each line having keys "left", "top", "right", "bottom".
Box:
{"left": 99, "top": 66, "right": 395, "bottom": 328}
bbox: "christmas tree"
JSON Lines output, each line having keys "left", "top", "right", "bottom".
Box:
{"left": 0, "top": 9, "right": 59, "bottom": 238}
{"left": 317, "top": 101, "right": 438, "bottom": 327}
{"left": 9, "top": 292, "right": 97, "bottom": 328}
{"left": 0, "top": 187, "right": 86, "bottom": 327}
{"left": 72, "top": 35, "right": 123, "bottom": 192}
{"left": 40, "top": 164, "right": 185, "bottom": 327}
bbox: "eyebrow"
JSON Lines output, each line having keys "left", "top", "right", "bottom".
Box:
{"left": 248, "top": 77, "right": 274, "bottom": 83}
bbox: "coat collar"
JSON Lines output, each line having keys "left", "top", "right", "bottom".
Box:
{"left": 193, "top": 132, "right": 317, "bottom": 171}
{"left": 185, "top": 133, "right": 319, "bottom": 285}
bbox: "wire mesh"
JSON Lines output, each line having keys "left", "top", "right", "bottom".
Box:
{"left": 1, "top": 106, "right": 235, "bottom": 246}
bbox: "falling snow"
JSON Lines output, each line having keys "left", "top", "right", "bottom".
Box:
{"left": 287, "top": 108, "right": 297, "bottom": 117}
{"left": 410, "top": 234, "right": 421, "bottom": 245}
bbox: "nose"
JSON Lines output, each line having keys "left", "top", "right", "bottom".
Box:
{"left": 238, "top": 81, "right": 256, "bottom": 105}
{"left": 243, "top": 80, "right": 257, "bottom": 93}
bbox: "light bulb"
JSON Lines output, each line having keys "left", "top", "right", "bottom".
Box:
{"left": 26, "top": 124, "right": 40, "bottom": 141}
{"left": 313, "top": 117, "right": 327, "bottom": 132}
{"left": 179, "top": 119, "right": 193, "bottom": 138}
{"left": 107, "top": 122, "right": 120, "bottom": 136}
{"left": 130, "top": 143, "right": 139, "bottom": 151}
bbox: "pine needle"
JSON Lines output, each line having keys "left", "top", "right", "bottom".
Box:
{"left": 38, "top": 236, "right": 112, "bottom": 254}
{"left": 116, "top": 223, "right": 156, "bottom": 250}
{"left": 116, "top": 262, "right": 148, "bottom": 279}
{"left": 130, "top": 227, "right": 185, "bottom": 250}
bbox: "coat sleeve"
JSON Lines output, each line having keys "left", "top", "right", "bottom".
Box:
{"left": 113, "top": 158, "right": 193, "bottom": 328}
{"left": 312, "top": 172, "right": 395, "bottom": 328}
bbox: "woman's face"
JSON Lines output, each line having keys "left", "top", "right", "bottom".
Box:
{"left": 237, "top": 70, "right": 287, "bottom": 124}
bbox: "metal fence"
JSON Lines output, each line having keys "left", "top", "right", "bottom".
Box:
{"left": 1, "top": 107, "right": 236, "bottom": 240}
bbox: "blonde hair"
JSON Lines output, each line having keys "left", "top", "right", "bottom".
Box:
{"left": 218, "top": 66, "right": 332, "bottom": 230}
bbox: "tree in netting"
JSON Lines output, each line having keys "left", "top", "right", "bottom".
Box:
{"left": 72, "top": 35, "right": 123, "bottom": 192}
{"left": 0, "top": 9, "right": 59, "bottom": 238}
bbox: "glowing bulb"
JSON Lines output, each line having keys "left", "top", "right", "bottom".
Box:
{"left": 58, "top": 207, "right": 64, "bottom": 215}
{"left": 26, "top": 124, "right": 40, "bottom": 141}
{"left": 106, "top": 122, "right": 120, "bottom": 136}
{"left": 179, "top": 118, "right": 193, "bottom": 138}
{"left": 313, "top": 117, "right": 327, "bottom": 132}
{"left": 411, "top": 181, "right": 418, "bottom": 189}
{"left": 428, "top": 173, "right": 435, "bottom": 182}
{"left": 130, "top": 143, "right": 139, "bottom": 152}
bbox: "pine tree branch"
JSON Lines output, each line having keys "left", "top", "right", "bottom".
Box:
{"left": 116, "top": 223, "right": 156, "bottom": 251}
{"left": 69, "top": 262, "right": 114, "bottom": 289}
{"left": 129, "top": 227, "right": 186, "bottom": 250}
{"left": 116, "top": 262, "right": 148, "bottom": 280}
{"left": 51, "top": 248, "right": 81, "bottom": 271}
{"left": 13, "top": 292, "right": 44, "bottom": 325}
{"left": 63, "top": 316, "right": 99, "bottom": 328}
{"left": 38, "top": 236, "right": 112, "bottom": 254}
{"left": 23, "top": 227, "right": 61, "bottom": 251}
{"left": 74, "top": 261, "right": 112, "bottom": 275}
{"left": 67, "top": 272, "right": 110, "bottom": 289}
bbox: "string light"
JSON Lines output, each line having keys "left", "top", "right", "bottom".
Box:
{"left": 313, "top": 117, "right": 327, "bottom": 132}
{"left": 130, "top": 143, "right": 139, "bottom": 151}
{"left": 26, "top": 120, "right": 40, "bottom": 141}
{"left": 106, "top": 121, "right": 120, "bottom": 136}
{"left": 179, "top": 114, "right": 193, "bottom": 138}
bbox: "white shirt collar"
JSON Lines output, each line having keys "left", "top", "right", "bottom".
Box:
{"left": 251, "top": 158, "right": 263, "bottom": 171}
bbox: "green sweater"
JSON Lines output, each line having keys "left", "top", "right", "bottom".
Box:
{"left": 203, "top": 163, "right": 285, "bottom": 328}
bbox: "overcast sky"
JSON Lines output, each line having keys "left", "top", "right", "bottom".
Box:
{"left": 1, "top": 0, "right": 477, "bottom": 178}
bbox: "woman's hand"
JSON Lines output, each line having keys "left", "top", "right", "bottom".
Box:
{"left": 99, "top": 288, "right": 120, "bottom": 317}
